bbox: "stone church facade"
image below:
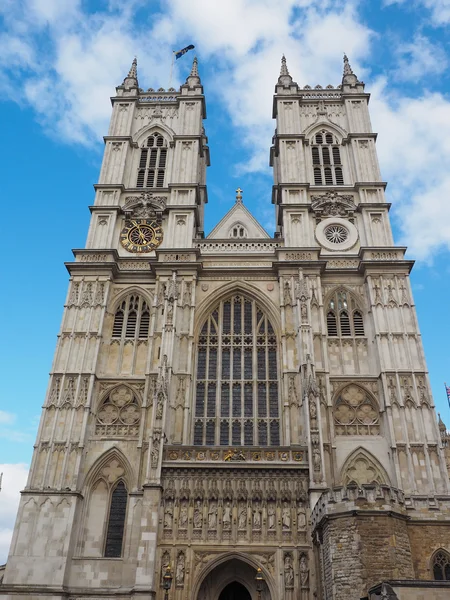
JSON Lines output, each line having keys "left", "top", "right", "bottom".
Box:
{"left": 1, "top": 56, "right": 450, "bottom": 600}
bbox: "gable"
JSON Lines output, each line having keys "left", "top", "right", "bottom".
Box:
{"left": 207, "top": 202, "right": 270, "bottom": 239}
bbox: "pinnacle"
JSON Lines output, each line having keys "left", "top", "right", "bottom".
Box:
{"left": 343, "top": 53, "right": 354, "bottom": 76}
{"left": 280, "top": 54, "right": 290, "bottom": 77}
{"left": 128, "top": 56, "right": 138, "bottom": 79}
{"left": 190, "top": 56, "right": 199, "bottom": 78}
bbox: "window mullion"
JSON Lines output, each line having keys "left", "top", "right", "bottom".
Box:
{"left": 252, "top": 301, "right": 258, "bottom": 444}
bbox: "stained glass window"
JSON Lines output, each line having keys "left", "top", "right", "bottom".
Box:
{"left": 194, "top": 295, "right": 280, "bottom": 446}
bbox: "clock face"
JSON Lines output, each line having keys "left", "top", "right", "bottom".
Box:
{"left": 120, "top": 219, "right": 163, "bottom": 253}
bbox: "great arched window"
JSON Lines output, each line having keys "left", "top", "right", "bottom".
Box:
{"left": 326, "top": 290, "right": 364, "bottom": 337}
{"left": 312, "top": 130, "right": 344, "bottom": 186}
{"left": 194, "top": 294, "right": 280, "bottom": 446}
{"left": 104, "top": 480, "right": 128, "bottom": 557}
{"left": 112, "top": 295, "right": 150, "bottom": 340}
{"left": 432, "top": 550, "right": 450, "bottom": 580}
{"left": 136, "top": 133, "right": 168, "bottom": 188}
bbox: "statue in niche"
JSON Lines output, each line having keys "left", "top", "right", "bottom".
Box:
{"left": 253, "top": 503, "right": 262, "bottom": 529}
{"left": 284, "top": 553, "right": 294, "bottom": 588}
{"left": 282, "top": 502, "right": 291, "bottom": 529}
{"left": 297, "top": 509, "right": 306, "bottom": 530}
{"left": 223, "top": 500, "right": 232, "bottom": 528}
{"left": 313, "top": 447, "right": 321, "bottom": 471}
{"left": 156, "top": 392, "right": 164, "bottom": 420}
{"left": 164, "top": 501, "right": 173, "bottom": 529}
{"left": 284, "top": 280, "right": 292, "bottom": 305}
{"left": 208, "top": 502, "right": 218, "bottom": 529}
{"left": 238, "top": 502, "right": 247, "bottom": 529}
{"left": 176, "top": 551, "right": 185, "bottom": 586}
{"left": 193, "top": 500, "right": 202, "bottom": 529}
{"left": 267, "top": 503, "right": 276, "bottom": 530}
{"left": 161, "top": 551, "right": 170, "bottom": 585}
{"left": 300, "top": 553, "right": 309, "bottom": 587}
{"left": 179, "top": 501, "right": 188, "bottom": 528}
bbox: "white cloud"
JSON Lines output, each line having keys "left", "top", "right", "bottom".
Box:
{"left": 0, "top": 412, "right": 15, "bottom": 425}
{"left": 0, "top": 463, "right": 29, "bottom": 564}
{"left": 393, "top": 35, "right": 448, "bottom": 81}
{"left": 384, "top": 0, "right": 450, "bottom": 24}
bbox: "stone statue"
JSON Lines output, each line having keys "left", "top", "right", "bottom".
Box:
{"left": 267, "top": 503, "right": 276, "bottom": 530}
{"left": 238, "top": 502, "right": 247, "bottom": 529}
{"left": 161, "top": 551, "right": 170, "bottom": 585}
{"left": 282, "top": 502, "right": 291, "bottom": 529}
{"left": 313, "top": 447, "right": 321, "bottom": 471}
{"left": 253, "top": 503, "right": 262, "bottom": 529}
{"left": 176, "top": 551, "right": 185, "bottom": 586}
{"left": 193, "top": 500, "right": 202, "bottom": 529}
{"left": 297, "top": 509, "right": 306, "bottom": 530}
{"left": 300, "top": 553, "right": 309, "bottom": 587}
{"left": 284, "top": 553, "right": 294, "bottom": 588}
{"left": 208, "top": 502, "right": 218, "bottom": 529}
{"left": 164, "top": 501, "right": 173, "bottom": 529}
{"left": 223, "top": 500, "right": 232, "bottom": 528}
{"left": 179, "top": 502, "right": 188, "bottom": 528}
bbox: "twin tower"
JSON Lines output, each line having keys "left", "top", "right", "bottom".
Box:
{"left": 1, "top": 56, "right": 450, "bottom": 600}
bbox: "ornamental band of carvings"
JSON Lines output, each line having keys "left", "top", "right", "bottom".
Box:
{"left": 163, "top": 254, "right": 193, "bottom": 262}
{"left": 327, "top": 259, "right": 359, "bottom": 268}
{"left": 371, "top": 251, "right": 398, "bottom": 260}
{"left": 164, "top": 447, "right": 306, "bottom": 463}
{"left": 284, "top": 252, "right": 313, "bottom": 260}
{"left": 118, "top": 261, "right": 150, "bottom": 270}
{"left": 122, "top": 191, "right": 166, "bottom": 221}
{"left": 79, "top": 254, "right": 109, "bottom": 262}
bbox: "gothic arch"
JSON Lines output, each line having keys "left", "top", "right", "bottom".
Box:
{"left": 430, "top": 548, "right": 450, "bottom": 580}
{"left": 304, "top": 120, "right": 348, "bottom": 143}
{"left": 95, "top": 382, "right": 143, "bottom": 409}
{"left": 109, "top": 286, "right": 154, "bottom": 314}
{"left": 194, "top": 281, "right": 281, "bottom": 340}
{"left": 323, "top": 286, "right": 365, "bottom": 311}
{"left": 192, "top": 552, "right": 275, "bottom": 600}
{"left": 340, "top": 447, "right": 390, "bottom": 487}
{"left": 82, "top": 446, "right": 135, "bottom": 492}
{"left": 133, "top": 122, "right": 175, "bottom": 146}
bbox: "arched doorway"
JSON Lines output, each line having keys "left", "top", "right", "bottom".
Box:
{"left": 219, "top": 582, "right": 251, "bottom": 600}
{"left": 196, "top": 557, "right": 271, "bottom": 600}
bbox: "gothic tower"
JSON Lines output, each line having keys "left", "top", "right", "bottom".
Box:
{"left": 1, "top": 56, "right": 450, "bottom": 600}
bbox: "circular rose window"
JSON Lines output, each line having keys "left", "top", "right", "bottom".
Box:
{"left": 315, "top": 217, "right": 358, "bottom": 252}
{"left": 324, "top": 224, "right": 348, "bottom": 244}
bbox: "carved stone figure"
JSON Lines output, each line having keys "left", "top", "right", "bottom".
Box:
{"left": 253, "top": 503, "right": 262, "bottom": 529}
{"left": 300, "top": 553, "right": 309, "bottom": 587}
{"left": 193, "top": 500, "right": 202, "bottom": 529}
{"left": 297, "top": 509, "right": 306, "bottom": 530}
{"left": 176, "top": 551, "right": 185, "bottom": 586}
{"left": 238, "top": 502, "right": 247, "bottom": 529}
{"left": 208, "top": 502, "right": 218, "bottom": 529}
{"left": 179, "top": 502, "right": 188, "bottom": 528}
{"left": 282, "top": 502, "right": 291, "bottom": 529}
{"left": 151, "top": 431, "right": 161, "bottom": 468}
{"left": 313, "top": 447, "right": 321, "bottom": 471}
{"left": 161, "top": 551, "right": 170, "bottom": 585}
{"left": 284, "top": 553, "right": 294, "bottom": 588}
{"left": 223, "top": 501, "right": 232, "bottom": 528}
{"left": 267, "top": 503, "right": 276, "bottom": 530}
{"left": 164, "top": 501, "right": 173, "bottom": 529}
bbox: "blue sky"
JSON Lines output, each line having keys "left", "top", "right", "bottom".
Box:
{"left": 1, "top": 0, "right": 450, "bottom": 561}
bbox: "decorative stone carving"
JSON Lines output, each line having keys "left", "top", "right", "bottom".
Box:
{"left": 161, "top": 551, "right": 170, "bottom": 586}
{"left": 122, "top": 191, "right": 166, "bottom": 222}
{"left": 151, "top": 430, "right": 162, "bottom": 468}
{"left": 96, "top": 385, "right": 140, "bottom": 437}
{"left": 311, "top": 191, "right": 356, "bottom": 219}
{"left": 238, "top": 501, "right": 247, "bottom": 529}
{"left": 208, "top": 501, "right": 218, "bottom": 529}
{"left": 267, "top": 503, "right": 276, "bottom": 530}
{"left": 333, "top": 384, "right": 380, "bottom": 435}
{"left": 282, "top": 502, "right": 291, "bottom": 530}
{"left": 299, "top": 552, "right": 309, "bottom": 587}
{"left": 164, "top": 500, "right": 174, "bottom": 529}
{"left": 193, "top": 499, "right": 203, "bottom": 529}
{"left": 284, "top": 552, "right": 294, "bottom": 589}
{"left": 179, "top": 501, "right": 188, "bottom": 529}
{"left": 175, "top": 551, "right": 185, "bottom": 586}
{"left": 342, "top": 450, "right": 387, "bottom": 486}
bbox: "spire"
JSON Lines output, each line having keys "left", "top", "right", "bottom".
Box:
{"left": 341, "top": 53, "right": 361, "bottom": 87}
{"left": 185, "top": 56, "right": 201, "bottom": 86}
{"left": 277, "top": 54, "right": 293, "bottom": 86}
{"left": 122, "top": 56, "right": 139, "bottom": 88}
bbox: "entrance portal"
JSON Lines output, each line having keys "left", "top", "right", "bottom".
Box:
{"left": 218, "top": 582, "right": 251, "bottom": 600}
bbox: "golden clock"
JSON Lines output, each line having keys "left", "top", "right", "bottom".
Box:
{"left": 120, "top": 219, "right": 163, "bottom": 253}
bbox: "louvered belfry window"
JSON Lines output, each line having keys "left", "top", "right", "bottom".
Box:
{"left": 326, "top": 290, "right": 365, "bottom": 337}
{"left": 312, "top": 130, "right": 344, "bottom": 185}
{"left": 112, "top": 295, "right": 150, "bottom": 340}
{"left": 136, "top": 133, "right": 168, "bottom": 188}
{"left": 194, "top": 295, "right": 280, "bottom": 446}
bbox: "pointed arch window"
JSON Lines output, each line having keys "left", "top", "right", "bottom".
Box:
{"left": 326, "top": 290, "right": 365, "bottom": 337}
{"left": 311, "top": 130, "right": 344, "bottom": 186}
{"left": 432, "top": 550, "right": 450, "bottom": 581}
{"left": 104, "top": 481, "right": 128, "bottom": 557}
{"left": 194, "top": 295, "right": 280, "bottom": 446}
{"left": 136, "top": 133, "right": 168, "bottom": 188}
{"left": 230, "top": 223, "right": 248, "bottom": 239}
{"left": 112, "top": 295, "right": 150, "bottom": 340}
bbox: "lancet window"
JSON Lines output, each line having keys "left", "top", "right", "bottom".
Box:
{"left": 136, "top": 132, "right": 168, "bottom": 188}
{"left": 194, "top": 295, "right": 280, "bottom": 446}
{"left": 104, "top": 481, "right": 128, "bottom": 557}
{"left": 112, "top": 295, "right": 150, "bottom": 340}
{"left": 432, "top": 550, "right": 450, "bottom": 581}
{"left": 326, "top": 290, "right": 364, "bottom": 337}
{"left": 312, "top": 130, "right": 344, "bottom": 186}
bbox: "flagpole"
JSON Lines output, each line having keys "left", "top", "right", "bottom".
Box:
{"left": 446, "top": 383, "right": 450, "bottom": 410}
{"left": 169, "top": 51, "right": 175, "bottom": 89}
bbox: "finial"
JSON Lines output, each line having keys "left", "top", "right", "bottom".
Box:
{"left": 236, "top": 187, "right": 243, "bottom": 203}
{"left": 438, "top": 412, "right": 447, "bottom": 432}
{"left": 343, "top": 53, "right": 353, "bottom": 76}
{"left": 280, "top": 54, "right": 290, "bottom": 77}
{"left": 128, "top": 56, "right": 138, "bottom": 79}
{"left": 190, "top": 56, "right": 199, "bottom": 77}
